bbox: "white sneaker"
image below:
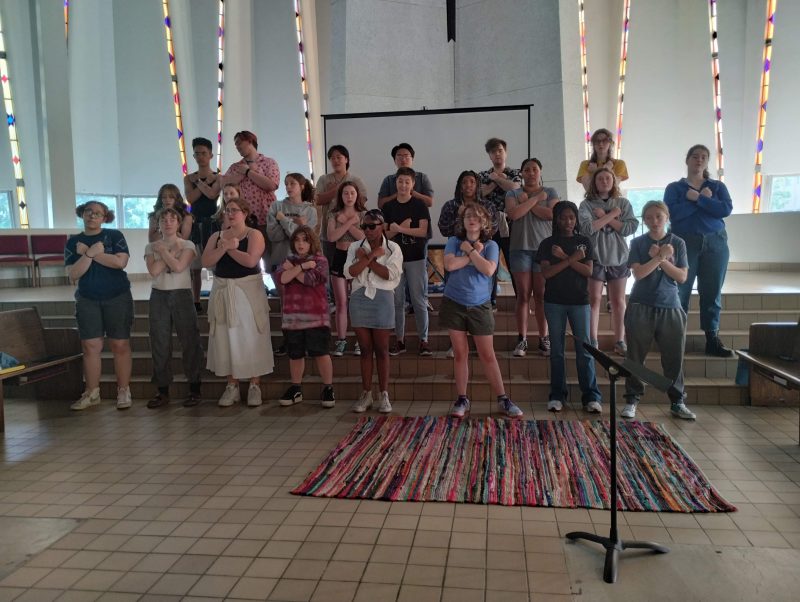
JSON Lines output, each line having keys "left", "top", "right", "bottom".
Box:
{"left": 71, "top": 387, "right": 101, "bottom": 411}
{"left": 247, "top": 383, "right": 263, "bottom": 407}
{"left": 547, "top": 399, "right": 563, "bottom": 412}
{"left": 586, "top": 401, "right": 603, "bottom": 414}
{"left": 115, "top": 386, "right": 132, "bottom": 410}
{"left": 446, "top": 346, "right": 454, "bottom": 359}
{"left": 352, "top": 390, "right": 373, "bottom": 413}
{"left": 513, "top": 339, "right": 528, "bottom": 357}
{"left": 621, "top": 403, "right": 637, "bottom": 419}
{"left": 218, "top": 383, "right": 240, "bottom": 407}
{"left": 377, "top": 391, "right": 392, "bottom": 414}
{"left": 353, "top": 342, "right": 361, "bottom": 356}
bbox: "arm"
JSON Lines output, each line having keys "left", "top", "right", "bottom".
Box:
{"left": 246, "top": 157, "right": 280, "bottom": 193}
{"left": 347, "top": 245, "right": 388, "bottom": 279}
{"left": 695, "top": 181, "right": 733, "bottom": 219}
{"left": 314, "top": 175, "right": 337, "bottom": 206}
{"left": 612, "top": 199, "right": 639, "bottom": 236}
{"left": 202, "top": 231, "right": 226, "bottom": 268}
{"left": 148, "top": 215, "right": 159, "bottom": 243}
{"left": 390, "top": 218, "right": 427, "bottom": 238}
{"left": 466, "top": 245, "right": 496, "bottom": 277}
{"left": 327, "top": 214, "right": 358, "bottom": 242}
{"left": 145, "top": 250, "right": 166, "bottom": 277}
{"left": 529, "top": 194, "right": 558, "bottom": 221}
{"left": 444, "top": 252, "right": 471, "bottom": 272}
{"left": 506, "top": 190, "right": 533, "bottom": 221}
{"left": 225, "top": 229, "right": 265, "bottom": 268}
{"left": 179, "top": 214, "right": 194, "bottom": 240}
{"left": 410, "top": 175, "right": 434, "bottom": 208}
{"left": 664, "top": 182, "right": 698, "bottom": 223}
{"left": 67, "top": 252, "right": 93, "bottom": 282}
{"left": 266, "top": 204, "right": 287, "bottom": 241}
{"left": 160, "top": 242, "right": 196, "bottom": 274}
{"left": 92, "top": 251, "right": 129, "bottom": 270}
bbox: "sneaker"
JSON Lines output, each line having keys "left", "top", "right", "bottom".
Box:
{"left": 621, "top": 403, "right": 637, "bottom": 419}
{"left": 670, "top": 402, "right": 697, "bottom": 420}
{"left": 218, "top": 383, "right": 240, "bottom": 407}
{"left": 446, "top": 346, "right": 454, "bottom": 359}
{"left": 183, "top": 393, "right": 202, "bottom": 407}
{"left": 538, "top": 336, "right": 551, "bottom": 357}
{"left": 497, "top": 396, "right": 523, "bottom": 418}
{"left": 353, "top": 342, "right": 361, "bottom": 356}
{"left": 71, "top": 387, "right": 101, "bottom": 411}
{"left": 333, "top": 339, "right": 347, "bottom": 357}
{"left": 352, "top": 390, "right": 373, "bottom": 413}
{"left": 419, "top": 341, "right": 432, "bottom": 356}
{"left": 116, "top": 386, "right": 132, "bottom": 410}
{"left": 451, "top": 396, "right": 470, "bottom": 418}
{"left": 590, "top": 338, "right": 599, "bottom": 349}
{"left": 321, "top": 386, "right": 336, "bottom": 409}
{"left": 328, "top": 301, "right": 336, "bottom": 314}
{"left": 194, "top": 302, "right": 204, "bottom": 315}
{"left": 613, "top": 340, "right": 627, "bottom": 356}
{"left": 274, "top": 344, "right": 288, "bottom": 357}
{"left": 585, "top": 400, "right": 603, "bottom": 414}
{"left": 147, "top": 392, "right": 170, "bottom": 409}
{"left": 247, "top": 383, "right": 263, "bottom": 407}
{"left": 279, "top": 384, "right": 303, "bottom": 407}
{"left": 491, "top": 300, "right": 498, "bottom": 313}
{"left": 425, "top": 299, "right": 434, "bottom": 312}
{"left": 389, "top": 340, "right": 406, "bottom": 356}
{"left": 377, "top": 391, "right": 392, "bottom": 414}
{"left": 513, "top": 338, "right": 528, "bottom": 357}
{"left": 705, "top": 333, "right": 734, "bottom": 358}
{"left": 547, "top": 399, "right": 563, "bottom": 412}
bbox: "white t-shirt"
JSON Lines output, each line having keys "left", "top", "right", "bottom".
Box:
{"left": 144, "top": 239, "right": 197, "bottom": 290}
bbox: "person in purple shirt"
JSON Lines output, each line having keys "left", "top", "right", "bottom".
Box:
{"left": 664, "top": 144, "right": 734, "bottom": 357}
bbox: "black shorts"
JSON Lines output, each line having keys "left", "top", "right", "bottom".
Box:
{"left": 330, "top": 247, "right": 348, "bottom": 278}
{"left": 75, "top": 289, "right": 134, "bottom": 340}
{"left": 285, "top": 326, "right": 332, "bottom": 359}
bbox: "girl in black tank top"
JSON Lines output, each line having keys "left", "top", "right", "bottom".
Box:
{"left": 214, "top": 233, "right": 261, "bottom": 278}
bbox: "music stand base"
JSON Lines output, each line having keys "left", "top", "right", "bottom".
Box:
{"left": 566, "top": 531, "right": 669, "bottom": 584}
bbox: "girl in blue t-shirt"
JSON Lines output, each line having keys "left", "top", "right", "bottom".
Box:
{"left": 442, "top": 203, "right": 523, "bottom": 419}
{"left": 65, "top": 201, "right": 133, "bottom": 411}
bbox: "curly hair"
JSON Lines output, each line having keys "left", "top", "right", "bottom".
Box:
{"left": 76, "top": 201, "right": 115, "bottom": 224}
{"left": 149, "top": 183, "right": 188, "bottom": 220}
{"left": 551, "top": 200, "right": 579, "bottom": 236}
{"left": 290, "top": 225, "right": 322, "bottom": 256}
{"left": 454, "top": 202, "right": 493, "bottom": 243}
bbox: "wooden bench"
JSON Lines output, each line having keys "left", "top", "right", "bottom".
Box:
{"left": 0, "top": 308, "right": 83, "bottom": 431}
{"left": 736, "top": 317, "right": 800, "bottom": 442}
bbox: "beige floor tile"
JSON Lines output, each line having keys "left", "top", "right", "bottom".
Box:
{"left": 376, "top": 528, "right": 415, "bottom": 547}
{"left": 444, "top": 566, "right": 485, "bottom": 590}
{"left": 743, "top": 530, "right": 791, "bottom": 547}
{"left": 245, "top": 557, "right": 290, "bottom": 578}
{"left": 283, "top": 559, "right": 328, "bottom": 581}
{"left": 403, "top": 563, "right": 445, "bottom": 586}
{"left": 0, "top": 567, "right": 52, "bottom": 588}
{"left": 353, "top": 582, "right": 400, "bottom": 602}
{"left": 72, "top": 569, "right": 125, "bottom": 591}
{"left": 228, "top": 576, "right": 277, "bottom": 600}
{"left": 408, "top": 546, "right": 448, "bottom": 566}
{"left": 258, "top": 540, "right": 302, "bottom": 559}
{"left": 441, "top": 587, "right": 484, "bottom": 602}
{"left": 167, "top": 554, "right": 217, "bottom": 575}
{"left": 311, "top": 580, "right": 358, "bottom": 602}
{"left": 296, "top": 542, "right": 337, "bottom": 561}
{"left": 340, "top": 527, "right": 379, "bottom": 545}
{"left": 362, "top": 561, "right": 405, "bottom": 584}
{"left": 666, "top": 527, "right": 713, "bottom": 545}
{"left": 32, "top": 568, "right": 87, "bottom": 590}
{"left": 485, "top": 590, "right": 528, "bottom": 601}
{"left": 187, "top": 573, "right": 238, "bottom": 597}
{"left": 332, "top": 542, "right": 373, "bottom": 562}
{"left": 206, "top": 555, "right": 253, "bottom": 576}
{"left": 320, "top": 560, "right": 365, "bottom": 582}
{"left": 398, "top": 584, "right": 443, "bottom": 602}
{"left": 268, "top": 578, "right": 318, "bottom": 601}
{"left": 450, "top": 532, "right": 486, "bottom": 550}
{"left": 705, "top": 529, "right": 751, "bottom": 546}
{"left": 109, "top": 571, "right": 161, "bottom": 594}
{"left": 485, "top": 568, "right": 527, "bottom": 592}
{"left": 96, "top": 552, "right": 144, "bottom": 573}
{"left": 147, "top": 572, "right": 200, "bottom": 596}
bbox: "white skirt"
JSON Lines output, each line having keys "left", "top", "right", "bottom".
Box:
{"left": 207, "top": 285, "right": 274, "bottom": 379}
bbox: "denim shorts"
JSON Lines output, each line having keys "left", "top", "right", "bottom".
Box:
{"left": 285, "top": 326, "right": 332, "bottom": 359}
{"left": 438, "top": 296, "right": 494, "bottom": 336}
{"left": 590, "top": 263, "right": 630, "bottom": 282}
{"left": 509, "top": 249, "right": 542, "bottom": 273}
{"left": 75, "top": 289, "right": 134, "bottom": 340}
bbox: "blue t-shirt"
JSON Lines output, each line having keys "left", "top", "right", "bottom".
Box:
{"left": 65, "top": 229, "right": 131, "bottom": 300}
{"left": 627, "top": 232, "right": 687, "bottom": 309}
{"left": 443, "top": 237, "right": 499, "bottom": 306}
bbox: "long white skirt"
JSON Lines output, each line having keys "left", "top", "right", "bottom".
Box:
{"left": 207, "top": 285, "right": 274, "bottom": 379}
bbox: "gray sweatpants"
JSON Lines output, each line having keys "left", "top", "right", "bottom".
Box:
{"left": 149, "top": 288, "right": 205, "bottom": 389}
{"left": 623, "top": 302, "right": 686, "bottom": 405}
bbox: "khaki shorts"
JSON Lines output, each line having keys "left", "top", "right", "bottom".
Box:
{"left": 438, "top": 296, "right": 494, "bottom": 336}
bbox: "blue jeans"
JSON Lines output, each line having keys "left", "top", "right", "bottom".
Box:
{"left": 544, "top": 302, "right": 601, "bottom": 404}
{"left": 394, "top": 259, "right": 429, "bottom": 342}
{"left": 677, "top": 229, "right": 729, "bottom": 333}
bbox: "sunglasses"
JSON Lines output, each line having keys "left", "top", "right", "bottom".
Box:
{"left": 360, "top": 223, "right": 382, "bottom": 231}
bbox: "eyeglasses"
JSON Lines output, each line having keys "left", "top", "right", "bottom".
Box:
{"left": 223, "top": 207, "right": 243, "bottom": 215}
{"left": 360, "top": 223, "right": 382, "bottom": 231}
{"left": 83, "top": 210, "right": 106, "bottom": 218}
{"left": 594, "top": 137, "right": 611, "bottom": 144}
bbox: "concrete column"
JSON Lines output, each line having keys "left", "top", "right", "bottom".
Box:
{"left": 220, "top": 0, "right": 254, "bottom": 171}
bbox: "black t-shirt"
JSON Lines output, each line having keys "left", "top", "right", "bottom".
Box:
{"left": 64, "top": 229, "right": 131, "bottom": 301}
{"left": 536, "top": 234, "right": 593, "bottom": 305}
{"left": 382, "top": 197, "right": 430, "bottom": 262}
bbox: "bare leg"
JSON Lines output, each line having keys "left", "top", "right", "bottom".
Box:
{"left": 332, "top": 276, "right": 349, "bottom": 340}
{"left": 608, "top": 278, "right": 627, "bottom": 342}
{"left": 473, "top": 335, "right": 506, "bottom": 397}
{"left": 514, "top": 271, "right": 532, "bottom": 338}
{"left": 289, "top": 357, "right": 305, "bottom": 384}
{"left": 373, "top": 329, "right": 392, "bottom": 391}
{"left": 588, "top": 278, "right": 604, "bottom": 342}
{"left": 315, "top": 354, "right": 333, "bottom": 385}
{"left": 532, "top": 272, "right": 547, "bottom": 336}
{"left": 449, "top": 329, "right": 470, "bottom": 396}
{"left": 81, "top": 338, "right": 104, "bottom": 390}
{"left": 354, "top": 327, "right": 374, "bottom": 391}
{"left": 108, "top": 338, "right": 132, "bottom": 387}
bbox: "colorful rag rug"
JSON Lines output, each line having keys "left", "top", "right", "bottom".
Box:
{"left": 292, "top": 416, "right": 736, "bottom": 512}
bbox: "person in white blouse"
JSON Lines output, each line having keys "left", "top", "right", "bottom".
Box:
{"left": 343, "top": 209, "right": 403, "bottom": 414}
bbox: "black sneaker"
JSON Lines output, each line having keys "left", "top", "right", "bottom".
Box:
{"left": 705, "top": 333, "right": 734, "bottom": 357}
{"left": 389, "top": 340, "right": 406, "bottom": 356}
{"left": 182, "top": 393, "right": 201, "bottom": 407}
{"left": 538, "top": 336, "right": 551, "bottom": 357}
{"left": 194, "top": 302, "right": 204, "bottom": 315}
{"left": 274, "top": 344, "right": 288, "bottom": 357}
{"left": 321, "top": 386, "right": 335, "bottom": 409}
{"left": 279, "top": 385, "right": 303, "bottom": 407}
{"left": 147, "top": 393, "right": 170, "bottom": 409}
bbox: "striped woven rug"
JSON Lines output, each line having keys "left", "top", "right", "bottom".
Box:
{"left": 292, "top": 416, "right": 735, "bottom": 512}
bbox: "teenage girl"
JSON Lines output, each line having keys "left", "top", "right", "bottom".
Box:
{"left": 575, "top": 128, "right": 629, "bottom": 192}
{"left": 148, "top": 184, "right": 193, "bottom": 243}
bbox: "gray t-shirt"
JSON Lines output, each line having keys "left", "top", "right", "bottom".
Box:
{"left": 505, "top": 187, "right": 558, "bottom": 251}
{"left": 266, "top": 199, "right": 319, "bottom": 268}
{"left": 578, "top": 197, "right": 639, "bottom": 266}
{"left": 628, "top": 232, "right": 688, "bottom": 309}
{"left": 315, "top": 172, "right": 368, "bottom": 242}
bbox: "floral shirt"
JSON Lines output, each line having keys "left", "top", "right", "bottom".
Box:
{"left": 478, "top": 167, "right": 523, "bottom": 215}
{"left": 225, "top": 154, "right": 280, "bottom": 226}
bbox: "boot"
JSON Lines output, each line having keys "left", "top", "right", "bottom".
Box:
{"left": 705, "top": 331, "right": 734, "bottom": 357}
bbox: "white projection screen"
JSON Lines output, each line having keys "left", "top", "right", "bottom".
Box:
{"left": 323, "top": 105, "right": 533, "bottom": 244}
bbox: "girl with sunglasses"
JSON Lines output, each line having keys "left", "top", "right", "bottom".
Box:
{"left": 344, "top": 209, "right": 403, "bottom": 414}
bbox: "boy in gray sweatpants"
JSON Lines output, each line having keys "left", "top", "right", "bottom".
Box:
{"left": 622, "top": 201, "right": 696, "bottom": 421}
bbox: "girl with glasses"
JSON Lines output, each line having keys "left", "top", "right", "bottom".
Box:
{"left": 202, "top": 193, "right": 274, "bottom": 408}
{"left": 344, "top": 209, "right": 403, "bottom": 414}
{"left": 65, "top": 201, "right": 134, "bottom": 411}
{"left": 575, "top": 128, "right": 629, "bottom": 192}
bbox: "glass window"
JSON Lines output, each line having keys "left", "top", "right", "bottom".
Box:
{"left": 765, "top": 175, "right": 800, "bottom": 213}
{"left": 122, "top": 196, "right": 157, "bottom": 229}
{"left": 624, "top": 188, "right": 665, "bottom": 237}
{"left": 76, "top": 194, "right": 118, "bottom": 228}
{"left": 0, "top": 191, "right": 12, "bottom": 229}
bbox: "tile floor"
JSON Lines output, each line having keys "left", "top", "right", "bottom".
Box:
{"left": 0, "top": 398, "right": 798, "bottom": 601}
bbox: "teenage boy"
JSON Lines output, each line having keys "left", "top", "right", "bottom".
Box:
{"left": 184, "top": 137, "right": 221, "bottom": 310}
{"left": 383, "top": 167, "right": 432, "bottom": 356}
{"left": 478, "top": 137, "right": 522, "bottom": 306}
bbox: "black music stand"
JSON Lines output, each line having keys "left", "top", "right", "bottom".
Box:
{"left": 565, "top": 337, "right": 671, "bottom": 583}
